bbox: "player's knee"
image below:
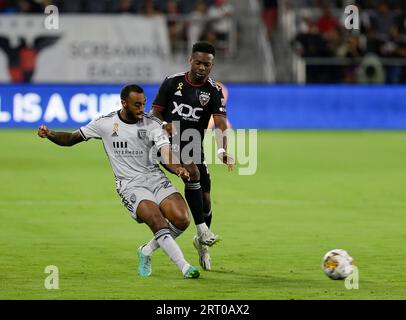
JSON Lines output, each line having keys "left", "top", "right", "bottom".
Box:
{"left": 147, "top": 212, "right": 168, "bottom": 232}
{"left": 175, "top": 208, "right": 190, "bottom": 230}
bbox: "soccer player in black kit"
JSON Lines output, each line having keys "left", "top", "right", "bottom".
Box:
{"left": 150, "top": 41, "right": 234, "bottom": 271}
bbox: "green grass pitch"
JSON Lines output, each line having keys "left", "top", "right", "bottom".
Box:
{"left": 1, "top": 130, "right": 405, "bottom": 299}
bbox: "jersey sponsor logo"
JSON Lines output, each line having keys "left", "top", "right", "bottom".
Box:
{"left": 113, "top": 142, "right": 144, "bottom": 157}
{"left": 174, "top": 90, "right": 182, "bottom": 97}
{"left": 113, "top": 141, "right": 127, "bottom": 148}
{"left": 138, "top": 129, "right": 147, "bottom": 139}
{"left": 199, "top": 92, "right": 210, "bottom": 106}
{"left": 171, "top": 102, "right": 203, "bottom": 120}
{"left": 112, "top": 122, "right": 119, "bottom": 137}
{"left": 130, "top": 194, "right": 137, "bottom": 204}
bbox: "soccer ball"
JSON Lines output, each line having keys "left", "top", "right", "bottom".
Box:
{"left": 322, "top": 249, "right": 355, "bottom": 280}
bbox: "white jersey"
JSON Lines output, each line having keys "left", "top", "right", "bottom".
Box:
{"left": 78, "top": 111, "right": 169, "bottom": 181}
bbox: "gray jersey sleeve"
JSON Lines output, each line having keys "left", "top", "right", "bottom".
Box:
{"left": 79, "top": 118, "right": 103, "bottom": 141}
{"left": 148, "top": 122, "right": 170, "bottom": 150}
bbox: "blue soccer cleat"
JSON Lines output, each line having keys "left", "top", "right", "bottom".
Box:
{"left": 137, "top": 246, "right": 152, "bottom": 277}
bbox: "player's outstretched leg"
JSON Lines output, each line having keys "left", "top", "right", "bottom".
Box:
{"left": 135, "top": 200, "right": 200, "bottom": 279}
{"left": 137, "top": 192, "right": 190, "bottom": 273}
{"left": 183, "top": 163, "right": 219, "bottom": 246}
{"left": 160, "top": 193, "right": 204, "bottom": 276}
{"left": 140, "top": 220, "right": 185, "bottom": 258}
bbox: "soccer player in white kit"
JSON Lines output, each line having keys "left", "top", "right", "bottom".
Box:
{"left": 37, "top": 84, "right": 200, "bottom": 279}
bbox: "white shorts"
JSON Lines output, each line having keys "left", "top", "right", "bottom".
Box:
{"left": 117, "top": 170, "right": 178, "bottom": 223}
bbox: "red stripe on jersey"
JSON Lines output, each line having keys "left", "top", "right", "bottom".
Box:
{"left": 213, "top": 113, "right": 227, "bottom": 117}
{"left": 152, "top": 104, "right": 166, "bottom": 111}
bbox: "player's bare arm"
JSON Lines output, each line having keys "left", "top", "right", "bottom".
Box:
{"left": 152, "top": 107, "right": 177, "bottom": 136}
{"left": 214, "top": 115, "right": 234, "bottom": 171}
{"left": 37, "top": 124, "right": 84, "bottom": 146}
{"left": 159, "top": 144, "right": 190, "bottom": 181}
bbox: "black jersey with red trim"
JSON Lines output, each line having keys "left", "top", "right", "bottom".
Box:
{"left": 152, "top": 71, "right": 227, "bottom": 143}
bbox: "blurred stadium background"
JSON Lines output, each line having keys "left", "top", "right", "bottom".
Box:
{"left": 1, "top": 0, "right": 406, "bottom": 299}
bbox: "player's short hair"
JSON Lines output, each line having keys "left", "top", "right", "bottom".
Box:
{"left": 120, "top": 84, "right": 144, "bottom": 100}
{"left": 192, "top": 41, "right": 216, "bottom": 56}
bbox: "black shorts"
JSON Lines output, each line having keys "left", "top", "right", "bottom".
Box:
{"left": 161, "top": 161, "right": 211, "bottom": 193}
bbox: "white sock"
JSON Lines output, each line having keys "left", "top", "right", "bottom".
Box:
{"left": 154, "top": 228, "right": 188, "bottom": 273}
{"left": 141, "top": 239, "right": 159, "bottom": 256}
{"left": 141, "top": 222, "right": 184, "bottom": 256}
{"left": 196, "top": 222, "right": 208, "bottom": 236}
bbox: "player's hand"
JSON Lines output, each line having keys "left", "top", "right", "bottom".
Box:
{"left": 218, "top": 151, "right": 235, "bottom": 172}
{"left": 163, "top": 122, "right": 177, "bottom": 136}
{"left": 38, "top": 124, "right": 50, "bottom": 138}
{"left": 175, "top": 167, "right": 190, "bottom": 181}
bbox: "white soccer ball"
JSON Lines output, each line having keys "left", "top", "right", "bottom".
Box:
{"left": 322, "top": 249, "right": 355, "bottom": 280}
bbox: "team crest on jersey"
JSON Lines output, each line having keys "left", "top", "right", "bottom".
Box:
{"left": 138, "top": 129, "right": 147, "bottom": 140}
{"left": 199, "top": 92, "right": 210, "bottom": 106}
{"left": 112, "top": 123, "right": 119, "bottom": 137}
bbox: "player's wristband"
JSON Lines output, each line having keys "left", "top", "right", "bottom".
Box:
{"left": 217, "top": 148, "right": 226, "bottom": 155}
{"left": 161, "top": 121, "right": 168, "bottom": 129}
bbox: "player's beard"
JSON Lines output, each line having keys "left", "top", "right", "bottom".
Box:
{"left": 123, "top": 110, "right": 143, "bottom": 123}
{"left": 132, "top": 113, "right": 144, "bottom": 121}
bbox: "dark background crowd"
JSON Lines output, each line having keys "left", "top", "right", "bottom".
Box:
{"left": 262, "top": 0, "right": 406, "bottom": 83}
{"left": 0, "top": 0, "right": 235, "bottom": 55}
{"left": 1, "top": 0, "right": 405, "bottom": 83}
{"left": 0, "top": 0, "right": 213, "bottom": 14}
